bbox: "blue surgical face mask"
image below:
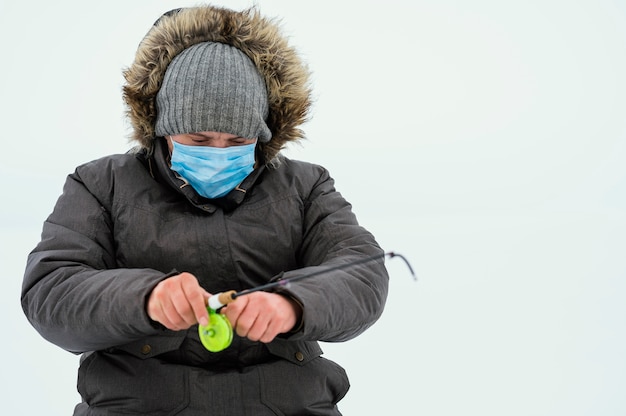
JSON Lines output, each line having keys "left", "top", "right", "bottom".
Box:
{"left": 170, "top": 140, "right": 256, "bottom": 199}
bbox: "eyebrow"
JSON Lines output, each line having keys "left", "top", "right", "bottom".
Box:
{"left": 188, "top": 133, "right": 213, "bottom": 139}
{"left": 189, "top": 133, "right": 244, "bottom": 140}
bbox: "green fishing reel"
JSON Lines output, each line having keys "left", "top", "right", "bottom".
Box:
{"left": 198, "top": 308, "right": 233, "bottom": 352}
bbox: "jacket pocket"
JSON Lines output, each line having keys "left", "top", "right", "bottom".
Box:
{"left": 265, "top": 338, "right": 322, "bottom": 365}
{"left": 77, "top": 345, "right": 189, "bottom": 415}
{"left": 113, "top": 333, "right": 185, "bottom": 359}
{"left": 258, "top": 344, "right": 350, "bottom": 416}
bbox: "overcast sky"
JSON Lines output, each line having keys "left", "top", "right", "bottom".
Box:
{"left": 2, "top": 0, "right": 625, "bottom": 415}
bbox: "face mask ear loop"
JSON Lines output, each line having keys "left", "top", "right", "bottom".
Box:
{"left": 166, "top": 136, "right": 173, "bottom": 158}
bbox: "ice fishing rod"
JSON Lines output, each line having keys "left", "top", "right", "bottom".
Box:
{"left": 208, "top": 251, "right": 415, "bottom": 310}
{"left": 198, "top": 251, "right": 416, "bottom": 352}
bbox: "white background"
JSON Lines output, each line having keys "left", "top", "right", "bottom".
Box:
{"left": 2, "top": 0, "right": 625, "bottom": 415}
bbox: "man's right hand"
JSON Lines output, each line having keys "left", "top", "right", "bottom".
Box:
{"left": 147, "top": 272, "right": 210, "bottom": 330}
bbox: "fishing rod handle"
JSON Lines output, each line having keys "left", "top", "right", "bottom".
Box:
{"left": 207, "top": 290, "right": 237, "bottom": 310}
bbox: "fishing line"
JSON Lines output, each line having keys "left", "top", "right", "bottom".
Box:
{"left": 199, "top": 251, "right": 416, "bottom": 352}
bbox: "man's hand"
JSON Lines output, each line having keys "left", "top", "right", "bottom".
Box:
{"left": 147, "top": 272, "right": 210, "bottom": 330}
{"left": 221, "top": 292, "right": 302, "bottom": 343}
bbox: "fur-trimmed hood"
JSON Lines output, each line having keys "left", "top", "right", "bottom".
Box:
{"left": 123, "top": 5, "right": 311, "bottom": 163}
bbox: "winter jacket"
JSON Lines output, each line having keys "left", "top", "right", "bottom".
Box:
{"left": 21, "top": 5, "right": 388, "bottom": 416}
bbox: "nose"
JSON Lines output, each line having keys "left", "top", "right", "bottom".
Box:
{"left": 211, "top": 133, "right": 233, "bottom": 148}
{"left": 211, "top": 138, "right": 229, "bottom": 148}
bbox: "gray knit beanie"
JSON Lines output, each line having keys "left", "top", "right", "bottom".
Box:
{"left": 155, "top": 41, "right": 272, "bottom": 142}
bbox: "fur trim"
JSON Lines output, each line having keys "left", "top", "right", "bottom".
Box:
{"left": 122, "top": 5, "right": 311, "bottom": 163}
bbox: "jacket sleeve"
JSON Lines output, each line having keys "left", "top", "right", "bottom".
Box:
{"left": 279, "top": 165, "right": 390, "bottom": 342}
{"left": 21, "top": 168, "right": 168, "bottom": 354}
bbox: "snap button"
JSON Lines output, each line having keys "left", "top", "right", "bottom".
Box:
{"left": 141, "top": 344, "right": 152, "bottom": 355}
{"left": 295, "top": 351, "right": 304, "bottom": 362}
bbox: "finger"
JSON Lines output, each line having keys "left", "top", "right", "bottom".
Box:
{"left": 167, "top": 288, "right": 197, "bottom": 329}
{"left": 258, "top": 317, "right": 283, "bottom": 343}
{"left": 147, "top": 297, "right": 167, "bottom": 327}
{"left": 155, "top": 298, "right": 185, "bottom": 331}
{"left": 242, "top": 310, "right": 272, "bottom": 341}
{"left": 236, "top": 295, "right": 273, "bottom": 341}
{"left": 221, "top": 294, "right": 245, "bottom": 325}
{"left": 147, "top": 283, "right": 178, "bottom": 329}
{"left": 155, "top": 275, "right": 198, "bottom": 330}
{"left": 222, "top": 296, "right": 255, "bottom": 337}
{"left": 168, "top": 274, "right": 209, "bottom": 328}
{"left": 180, "top": 276, "right": 210, "bottom": 327}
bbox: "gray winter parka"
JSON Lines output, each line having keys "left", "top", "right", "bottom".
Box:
{"left": 21, "top": 5, "right": 389, "bottom": 416}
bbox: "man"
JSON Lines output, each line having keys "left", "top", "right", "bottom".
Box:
{"left": 22, "top": 5, "right": 389, "bottom": 415}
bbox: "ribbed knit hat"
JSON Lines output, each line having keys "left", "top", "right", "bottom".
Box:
{"left": 155, "top": 41, "right": 272, "bottom": 142}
